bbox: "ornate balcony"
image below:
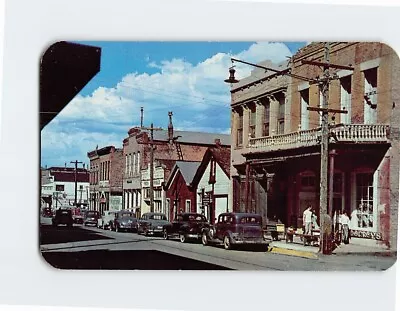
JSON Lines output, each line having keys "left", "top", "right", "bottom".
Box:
{"left": 248, "top": 124, "right": 390, "bottom": 153}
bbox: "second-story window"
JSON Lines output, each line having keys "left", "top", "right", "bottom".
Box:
{"left": 263, "top": 99, "right": 270, "bottom": 136}
{"left": 340, "top": 75, "right": 352, "bottom": 124}
{"left": 125, "top": 154, "right": 128, "bottom": 175}
{"left": 277, "top": 95, "right": 285, "bottom": 135}
{"left": 249, "top": 104, "right": 256, "bottom": 138}
{"left": 133, "top": 153, "right": 136, "bottom": 176}
{"left": 237, "top": 110, "right": 243, "bottom": 147}
{"left": 300, "top": 88, "right": 310, "bottom": 130}
{"left": 137, "top": 152, "right": 141, "bottom": 174}
{"left": 364, "top": 67, "right": 378, "bottom": 124}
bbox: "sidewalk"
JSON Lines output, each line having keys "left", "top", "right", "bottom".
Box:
{"left": 267, "top": 236, "right": 396, "bottom": 259}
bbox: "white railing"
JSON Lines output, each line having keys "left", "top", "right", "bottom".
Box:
{"left": 248, "top": 124, "right": 389, "bottom": 152}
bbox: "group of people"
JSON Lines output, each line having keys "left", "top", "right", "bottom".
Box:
{"left": 303, "top": 205, "right": 351, "bottom": 245}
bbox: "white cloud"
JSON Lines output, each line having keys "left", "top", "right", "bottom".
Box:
{"left": 41, "top": 42, "right": 294, "bottom": 166}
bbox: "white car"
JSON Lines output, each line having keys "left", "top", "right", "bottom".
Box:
{"left": 98, "top": 210, "right": 118, "bottom": 229}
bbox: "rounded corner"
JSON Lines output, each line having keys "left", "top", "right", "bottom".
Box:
{"left": 40, "top": 41, "right": 66, "bottom": 66}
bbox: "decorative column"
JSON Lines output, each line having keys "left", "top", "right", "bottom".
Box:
{"left": 268, "top": 94, "right": 279, "bottom": 136}
{"left": 242, "top": 104, "right": 250, "bottom": 147}
{"left": 255, "top": 99, "right": 265, "bottom": 138}
{"left": 231, "top": 108, "right": 238, "bottom": 147}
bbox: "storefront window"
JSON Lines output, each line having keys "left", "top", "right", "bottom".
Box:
{"left": 355, "top": 173, "right": 374, "bottom": 228}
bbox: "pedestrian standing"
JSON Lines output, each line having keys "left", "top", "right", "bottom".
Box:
{"left": 303, "top": 205, "right": 313, "bottom": 235}
{"left": 341, "top": 211, "right": 350, "bottom": 244}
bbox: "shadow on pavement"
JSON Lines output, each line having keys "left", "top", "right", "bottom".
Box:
{"left": 40, "top": 225, "right": 113, "bottom": 245}
{"left": 42, "top": 250, "right": 232, "bottom": 270}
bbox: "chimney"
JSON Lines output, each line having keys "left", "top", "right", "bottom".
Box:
{"left": 214, "top": 138, "right": 221, "bottom": 147}
{"left": 140, "top": 107, "right": 144, "bottom": 128}
{"left": 168, "top": 111, "right": 174, "bottom": 143}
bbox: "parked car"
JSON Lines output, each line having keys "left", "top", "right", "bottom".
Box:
{"left": 84, "top": 210, "right": 100, "bottom": 226}
{"left": 52, "top": 208, "right": 73, "bottom": 227}
{"left": 112, "top": 210, "right": 138, "bottom": 232}
{"left": 137, "top": 212, "right": 170, "bottom": 236}
{"left": 163, "top": 213, "right": 210, "bottom": 243}
{"left": 71, "top": 207, "right": 84, "bottom": 224}
{"left": 42, "top": 207, "right": 53, "bottom": 218}
{"left": 201, "top": 212, "right": 268, "bottom": 250}
{"left": 98, "top": 210, "right": 118, "bottom": 229}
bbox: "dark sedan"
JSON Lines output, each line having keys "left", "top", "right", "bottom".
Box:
{"left": 84, "top": 210, "right": 100, "bottom": 226}
{"left": 163, "top": 213, "right": 210, "bottom": 243}
{"left": 201, "top": 212, "right": 268, "bottom": 250}
{"left": 137, "top": 212, "right": 170, "bottom": 236}
{"left": 113, "top": 211, "right": 138, "bottom": 232}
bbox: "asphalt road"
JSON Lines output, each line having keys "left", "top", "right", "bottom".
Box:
{"left": 39, "top": 220, "right": 396, "bottom": 271}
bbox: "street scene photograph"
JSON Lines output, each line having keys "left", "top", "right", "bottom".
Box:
{"left": 40, "top": 41, "right": 398, "bottom": 270}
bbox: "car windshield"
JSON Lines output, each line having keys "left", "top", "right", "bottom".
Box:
{"left": 239, "top": 216, "right": 261, "bottom": 225}
{"left": 149, "top": 214, "right": 167, "bottom": 220}
{"left": 187, "top": 214, "right": 206, "bottom": 222}
{"left": 87, "top": 212, "right": 98, "bottom": 217}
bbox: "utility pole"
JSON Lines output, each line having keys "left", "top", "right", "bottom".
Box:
{"left": 139, "top": 124, "right": 163, "bottom": 213}
{"left": 305, "top": 42, "right": 352, "bottom": 254}
{"left": 70, "top": 160, "right": 83, "bottom": 207}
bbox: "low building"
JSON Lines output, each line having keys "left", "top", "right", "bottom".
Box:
{"left": 88, "top": 146, "right": 124, "bottom": 214}
{"left": 40, "top": 166, "right": 90, "bottom": 209}
{"left": 192, "top": 146, "right": 231, "bottom": 224}
{"left": 164, "top": 161, "right": 201, "bottom": 221}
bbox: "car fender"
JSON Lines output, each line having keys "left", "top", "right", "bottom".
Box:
{"left": 202, "top": 226, "right": 216, "bottom": 239}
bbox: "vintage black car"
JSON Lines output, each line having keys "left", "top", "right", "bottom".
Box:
{"left": 112, "top": 210, "right": 138, "bottom": 232}
{"left": 201, "top": 212, "right": 268, "bottom": 250}
{"left": 137, "top": 212, "right": 170, "bottom": 236}
{"left": 163, "top": 213, "right": 210, "bottom": 243}
{"left": 84, "top": 210, "right": 100, "bottom": 226}
{"left": 52, "top": 208, "right": 73, "bottom": 227}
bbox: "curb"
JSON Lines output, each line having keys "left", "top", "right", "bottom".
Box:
{"left": 267, "top": 246, "right": 318, "bottom": 259}
{"left": 331, "top": 251, "right": 397, "bottom": 257}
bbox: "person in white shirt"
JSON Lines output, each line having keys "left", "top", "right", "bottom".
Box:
{"left": 303, "top": 205, "right": 313, "bottom": 235}
{"left": 340, "top": 211, "right": 351, "bottom": 244}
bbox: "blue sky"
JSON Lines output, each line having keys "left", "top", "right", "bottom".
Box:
{"left": 40, "top": 41, "right": 307, "bottom": 167}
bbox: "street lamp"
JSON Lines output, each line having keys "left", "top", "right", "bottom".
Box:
{"left": 224, "top": 66, "right": 239, "bottom": 84}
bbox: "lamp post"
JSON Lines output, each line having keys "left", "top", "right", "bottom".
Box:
{"left": 224, "top": 46, "right": 352, "bottom": 254}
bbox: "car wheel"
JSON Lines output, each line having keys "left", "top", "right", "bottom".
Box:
{"left": 179, "top": 234, "right": 186, "bottom": 243}
{"left": 202, "top": 232, "right": 208, "bottom": 246}
{"left": 224, "top": 235, "right": 232, "bottom": 250}
{"left": 163, "top": 229, "right": 169, "bottom": 240}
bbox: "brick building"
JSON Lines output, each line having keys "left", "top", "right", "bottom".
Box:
{"left": 230, "top": 42, "right": 399, "bottom": 250}
{"left": 87, "top": 146, "right": 124, "bottom": 214}
{"left": 122, "top": 112, "right": 230, "bottom": 216}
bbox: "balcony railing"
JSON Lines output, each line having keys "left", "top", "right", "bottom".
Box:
{"left": 248, "top": 124, "right": 389, "bottom": 152}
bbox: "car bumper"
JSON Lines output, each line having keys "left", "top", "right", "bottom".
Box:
{"left": 231, "top": 239, "right": 267, "bottom": 244}
{"left": 186, "top": 233, "right": 201, "bottom": 239}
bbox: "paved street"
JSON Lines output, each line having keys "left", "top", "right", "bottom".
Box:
{"left": 39, "top": 219, "right": 396, "bottom": 271}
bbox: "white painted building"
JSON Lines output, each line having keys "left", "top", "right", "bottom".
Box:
{"left": 41, "top": 167, "right": 90, "bottom": 209}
